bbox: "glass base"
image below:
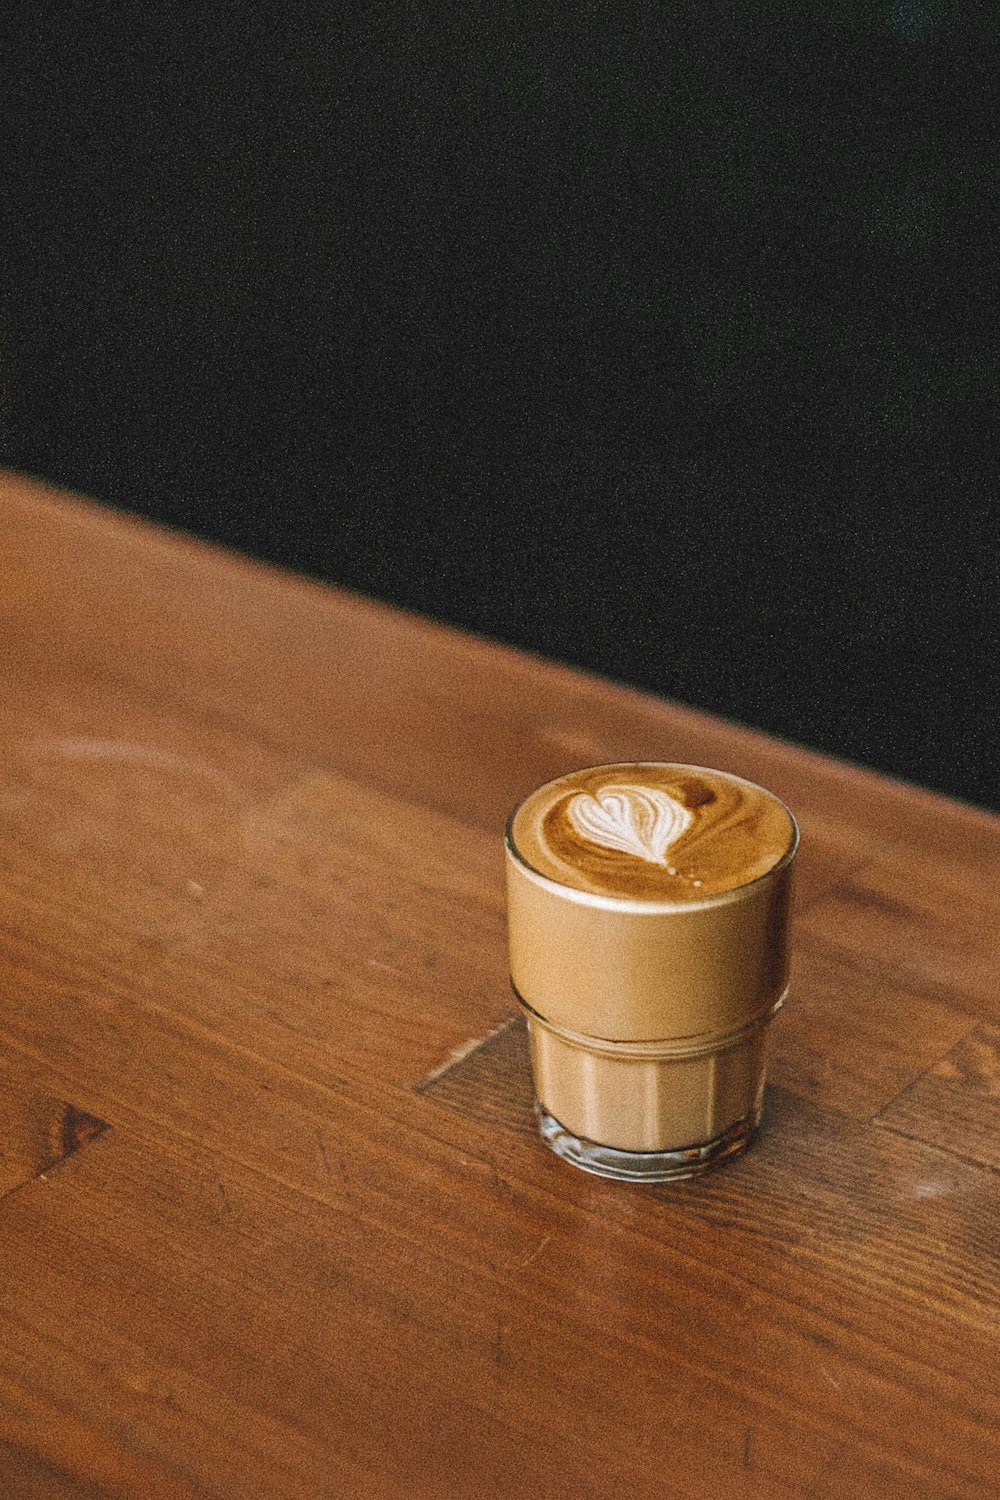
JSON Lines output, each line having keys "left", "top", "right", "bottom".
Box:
{"left": 535, "top": 1104, "right": 760, "bottom": 1183}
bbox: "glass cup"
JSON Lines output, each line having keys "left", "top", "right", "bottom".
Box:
{"left": 505, "top": 763, "right": 798, "bottom": 1182}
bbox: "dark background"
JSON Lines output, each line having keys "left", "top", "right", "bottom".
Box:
{"left": 2, "top": 5, "right": 997, "bottom": 809}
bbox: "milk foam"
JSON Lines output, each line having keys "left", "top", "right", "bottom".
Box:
{"left": 510, "top": 763, "right": 796, "bottom": 902}
{"left": 567, "top": 785, "right": 692, "bottom": 867}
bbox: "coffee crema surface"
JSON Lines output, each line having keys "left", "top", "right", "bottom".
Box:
{"left": 509, "top": 763, "right": 795, "bottom": 902}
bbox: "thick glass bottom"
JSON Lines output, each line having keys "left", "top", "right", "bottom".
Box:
{"left": 535, "top": 1104, "right": 760, "bottom": 1183}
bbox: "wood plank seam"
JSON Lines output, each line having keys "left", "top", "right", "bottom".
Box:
{"left": 873, "top": 1121, "right": 1000, "bottom": 1180}
{"left": 413, "top": 1016, "right": 522, "bottom": 1094}
{"left": 869, "top": 1024, "right": 984, "bottom": 1125}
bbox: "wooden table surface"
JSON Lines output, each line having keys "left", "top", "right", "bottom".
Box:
{"left": 1, "top": 470, "right": 998, "bottom": 1500}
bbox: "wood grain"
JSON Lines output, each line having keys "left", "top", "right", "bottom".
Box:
{"left": 769, "top": 927, "right": 973, "bottom": 1118}
{"left": 1, "top": 469, "right": 999, "bottom": 1499}
{"left": 0, "top": 1056, "right": 109, "bottom": 1200}
{"left": 800, "top": 856, "right": 1000, "bottom": 1022}
{"left": 878, "top": 1027, "right": 1000, "bottom": 1171}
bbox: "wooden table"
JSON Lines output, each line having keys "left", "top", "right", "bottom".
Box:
{"left": 1, "top": 470, "right": 998, "bottom": 1500}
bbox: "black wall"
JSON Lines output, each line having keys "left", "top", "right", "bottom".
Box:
{"left": 3, "top": 6, "right": 997, "bottom": 809}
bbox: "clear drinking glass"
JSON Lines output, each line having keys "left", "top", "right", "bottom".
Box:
{"left": 505, "top": 763, "right": 798, "bottom": 1182}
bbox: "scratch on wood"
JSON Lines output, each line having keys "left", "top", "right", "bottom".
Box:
{"left": 742, "top": 1427, "right": 752, "bottom": 1469}
{"left": 494, "top": 1321, "right": 511, "bottom": 1371}
{"left": 315, "top": 1129, "right": 332, "bottom": 1178}
{"left": 521, "top": 1233, "right": 552, "bottom": 1269}
{"left": 334, "top": 1153, "right": 355, "bottom": 1202}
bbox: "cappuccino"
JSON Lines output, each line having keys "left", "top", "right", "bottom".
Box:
{"left": 509, "top": 763, "right": 795, "bottom": 903}
{"left": 505, "top": 763, "right": 798, "bottom": 1181}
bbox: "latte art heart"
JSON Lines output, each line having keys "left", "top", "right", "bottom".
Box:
{"left": 512, "top": 763, "right": 795, "bottom": 901}
{"left": 567, "top": 784, "right": 692, "bottom": 867}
